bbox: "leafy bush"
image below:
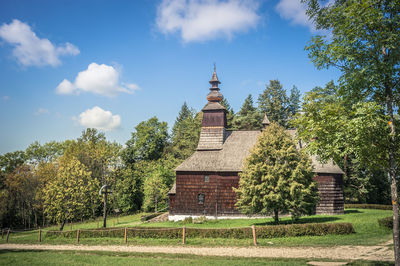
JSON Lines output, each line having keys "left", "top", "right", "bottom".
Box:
{"left": 193, "top": 216, "right": 207, "bottom": 224}
{"left": 344, "top": 204, "right": 392, "bottom": 210}
{"left": 182, "top": 217, "right": 193, "bottom": 224}
{"left": 46, "top": 222, "right": 354, "bottom": 239}
{"left": 378, "top": 217, "right": 392, "bottom": 229}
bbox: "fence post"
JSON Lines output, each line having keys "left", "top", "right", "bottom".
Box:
{"left": 77, "top": 229, "right": 80, "bottom": 243}
{"left": 113, "top": 220, "right": 115, "bottom": 227}
{"left": 97, "top": 220, "right": 99, "bottom": 228}
{"left": 6, "top": 229, "right": 10, "bottom": 243}
{"left": 38, "top": 227, "right": 42, "bottom": 242}
{"left": 1, "top": 229, "right": 3, "bottom": 239}
{"left": 124, "top": 227, "right": 127, "bottom": 244}
{"left": 182, "top": 226, "right": 186, "bottom": 245}
{"left": 252, "top": 225, "right": 257, "bottom": 246}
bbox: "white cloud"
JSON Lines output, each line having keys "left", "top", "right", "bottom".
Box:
{"left": 275, "top": 0, "right": 314, "bottom": 31}
{"left": 56, "top": 63, "right": 139, "bottom": 97}
{"left": 2, "top": 96, "right": 9, "bottom": 101}
{"left": 78, "top": 106, "right": 121, "bottom": 131}
{"left": 156, "top": 0, "right": 260, "bottom": 43}
{"left": 0, "top": 19, "right": 79, "bottom": 67}
{"left": 275, "top": 0, "right": 334, "bottom": 32}
{"left": 35, "top": 108, "right": 49, "bottom": 115}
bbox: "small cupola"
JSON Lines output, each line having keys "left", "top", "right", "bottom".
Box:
{"left": 262, "top": 113, "right": 271, "bottom": 129}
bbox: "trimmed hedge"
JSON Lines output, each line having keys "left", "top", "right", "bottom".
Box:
{"left": 378, "top": 217, "right": 393, "bottom": 229}
{"left": 344, "top": 204, "right": 392, "bottom": 210}
{"left": 46, "top": 222, "right": 354, "bottom": 239}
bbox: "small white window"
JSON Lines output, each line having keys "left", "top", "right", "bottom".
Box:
{"left": 204, "top": 175, "right": 209, "bottom": 182}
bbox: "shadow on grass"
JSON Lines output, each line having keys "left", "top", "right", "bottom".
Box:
{"left": 344, "top": 209, "right": 362, "bottom": 214}
{"left": 0, "top": 249, "right": 47, "bottom": 254}
{"left": 254, "top": 216, "right": 341, "bottom": 226}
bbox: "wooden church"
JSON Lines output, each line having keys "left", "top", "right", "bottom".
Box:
{"left": 168, "top": 68, "right": 344, "bottom": 221}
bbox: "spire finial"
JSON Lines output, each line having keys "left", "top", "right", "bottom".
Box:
{"left": 207, "top": 65, "right": 223, "bottom": 102}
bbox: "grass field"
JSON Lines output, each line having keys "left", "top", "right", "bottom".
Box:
{"left": 0, "top": 250, "right": 394, "bottom": 266}
{"left": 0, "top": 208, "right": 393, "bottom": 247}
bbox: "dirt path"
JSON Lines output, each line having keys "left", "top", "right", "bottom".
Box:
{"left": 0, "top": 243, "right": 394, "bottom": 262}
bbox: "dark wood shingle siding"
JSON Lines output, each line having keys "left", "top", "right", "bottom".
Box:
{"left": 170, "top": 172, "right": 240, "bottom": 216}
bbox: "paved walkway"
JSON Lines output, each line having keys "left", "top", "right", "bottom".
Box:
{"left": 0, "top": 243, "right": 394, "bottom": 262}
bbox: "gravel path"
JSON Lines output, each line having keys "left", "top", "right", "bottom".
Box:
{"left": 0, "top": 243, "right": 394, "bottom": 262}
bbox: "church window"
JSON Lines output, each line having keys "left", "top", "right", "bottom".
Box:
{"left": 198, "top": 193, "right": 204, "bottom": 204}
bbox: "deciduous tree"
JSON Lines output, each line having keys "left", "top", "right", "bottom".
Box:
{"left": 302, "top": 0, "right": 400, "bottom": 261}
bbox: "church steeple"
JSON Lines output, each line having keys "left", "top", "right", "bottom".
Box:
{"left": 197, "top": 66, "right": 227, "bottom": 151}
{"left": 207, "top": 64, "right": 223, "bottom": 102}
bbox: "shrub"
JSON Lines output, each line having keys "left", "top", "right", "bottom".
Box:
{"left": 344, "top": 204, "right": 392, "bottom": 210}
{"left": 193, "top": 216, "right": 207, "bottom": 224}
{"left": 182, "top": 217, "right": 193, "bottom": 224}
{"left": 378, "top": 217, "right": 392, "bottom": 229}
{"left": 45, "top": 222, "right": 354, "bottom": 239}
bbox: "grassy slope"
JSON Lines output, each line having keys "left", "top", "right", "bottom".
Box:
{"left": 0, "top": 250, "right": 393, "bottom": 266}
{"left": 0, "top": 208, "right": 393, "bottom": 247}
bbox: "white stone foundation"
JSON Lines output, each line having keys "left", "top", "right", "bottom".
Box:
{"left": 168, "top": 214, "right": 271, "bottom": 222}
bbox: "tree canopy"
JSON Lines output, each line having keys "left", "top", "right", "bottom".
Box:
{"left": 233, "top": 94, "right": 263, "bottom": 130}
{"left": 235, "top": 123, "right": 318, "bottom": 223}
{"left": 302, "top": 0, "right": 400, "bottom": 262}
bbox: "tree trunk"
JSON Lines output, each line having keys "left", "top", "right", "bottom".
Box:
{"left": 59, "top": 219, "right": 66, "bottom": 231}
{"left": 386, "top": 87, "right": 400, "bottom": 266}
{"left": 273, "top": 209, "right": 279, "bottom": 224}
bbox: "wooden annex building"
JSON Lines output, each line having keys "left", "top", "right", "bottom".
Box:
{"left": 168, "top": 69, "right": 344, "bottom": 221}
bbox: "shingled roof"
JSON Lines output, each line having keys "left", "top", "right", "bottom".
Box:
{"left": 175, "top": 129, "right": 344, "bottom": 174}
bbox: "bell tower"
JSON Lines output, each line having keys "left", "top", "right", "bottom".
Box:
{"left": 197, "top": 66, "right": 227, "bottom": 150}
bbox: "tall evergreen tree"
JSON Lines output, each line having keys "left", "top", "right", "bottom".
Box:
{"left": 169, "top": 103, "right": 201, "bottom": 160}
{"left": 220, "top": 98, "right": 235, "bottom": 130}
{"left": 288, "top": 86, "right": 301, "bottom": 122}
{"left": 233, "top": 94, "right": 262, "bottom": 130}
{"left": 235, "top": 123, "right": 318, "bottom": 223}
{"left": 258, "top": 80, "right": 289, "bottom": 127}
{"left": 171, "top": 102, "right": 192, "bottom": 139}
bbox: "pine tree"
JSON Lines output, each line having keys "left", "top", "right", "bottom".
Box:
{"left": 258, "top": 80, "right": 289, "bottom": 127}
{"left": 171, "top": 102, "right": 192, "bottom": 139}
{"left": 233, "top": 94, "right": 262, "bottom": 130}
{"left": 235, "top": 123, "right": 318, "bottom": 223}
{"left": 169, "top": 103, "right": 201, "bottom": 160}
{"left": 288, "top": 86, "right": 301, "bottom": 122}
{"left": 220, "top": 98, "right": 235, "bottom": 130}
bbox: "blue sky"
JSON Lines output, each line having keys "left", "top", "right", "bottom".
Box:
{"left": 0, "top": 0, "right": 339, "bottom": 154}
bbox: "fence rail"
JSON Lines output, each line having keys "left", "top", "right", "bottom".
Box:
{"left": 1, "top": 222, "right": 354, "bottom": 245}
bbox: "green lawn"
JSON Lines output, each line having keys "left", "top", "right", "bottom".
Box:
{"left": 44, "top": 212, "right": 150, "bottom": 231}
{"left": 0, "top": 208, "right": 393, "bottom": 247}
{"left": 0, "top": 250, "right": 393, "bottom": 266}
